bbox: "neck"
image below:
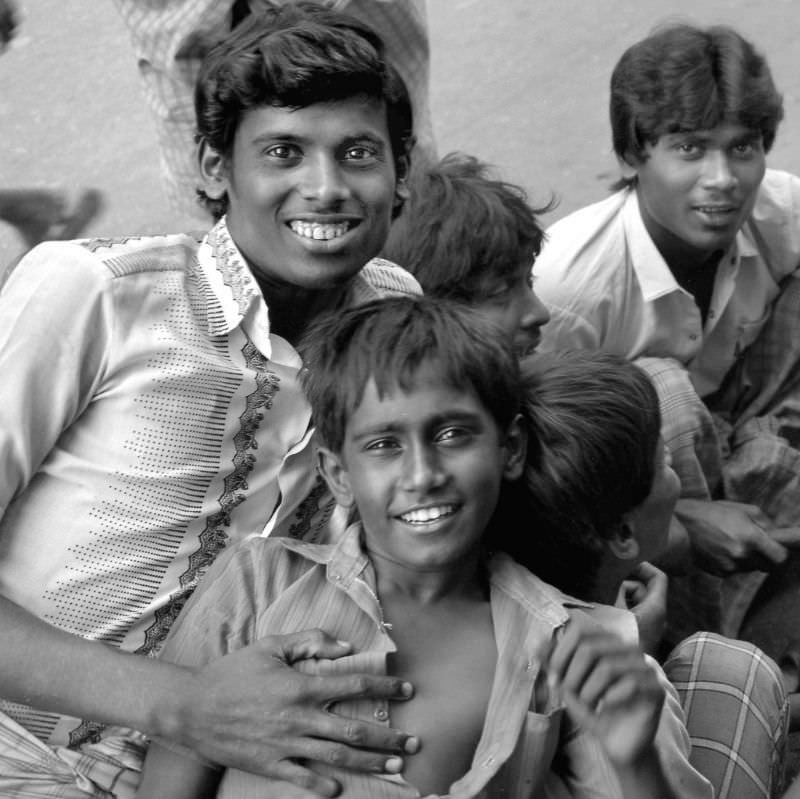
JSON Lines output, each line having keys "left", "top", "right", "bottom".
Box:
{"left": 368, "top": 548, "right": 488, "bottom": 605}
{"left": 254, "top": 271, "right": 352, "bottom": 346}
{"left": 636, "top": 189, "right": 724, "bottom": 275}
{"left": 589, "top": 559, "right": 629, "bottom": 606}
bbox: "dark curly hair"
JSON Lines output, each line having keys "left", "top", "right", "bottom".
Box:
{"left": 194, "top": 1, "right": 413, "bottom": 218}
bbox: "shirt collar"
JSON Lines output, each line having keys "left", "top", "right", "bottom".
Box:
{"left": 196, "top": 216, "right": 271, "bottom": 342}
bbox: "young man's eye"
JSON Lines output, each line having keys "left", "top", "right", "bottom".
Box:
{"left": 264, "top": 144, "right": 299, "bottom": 160}
{"left": 365, "top": 438, "right": 399, "bottom": 453}
{"left": 731, "top": 141, "right": 756, "bottom": 158}
{"left": 343, "top": 144, "right": 379, "bottom": 162}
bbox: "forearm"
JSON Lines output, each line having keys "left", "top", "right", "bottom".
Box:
{"left": 1, "top": 594, "right": 186, "bottom": 741}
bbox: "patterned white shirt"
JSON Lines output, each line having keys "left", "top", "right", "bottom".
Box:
{"left": 0, "top": 217, "right": 419, "bottom": 748}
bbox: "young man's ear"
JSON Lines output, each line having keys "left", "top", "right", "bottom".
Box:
{"left": 607, "top": 520, "right": 641, "bottom": 562}
{"left": 197, "top": 139, "right": 230, "bottom": 201}
{"left": 502, "top": 414, "right": 528, "bottom": 481}
{"left": 317, "top": 447, "right": 355, "bottom": 509}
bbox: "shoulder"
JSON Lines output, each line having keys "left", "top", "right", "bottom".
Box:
{"left": 202, "top": 535, "right": 334, "bottom": 596}
{"left": 535, "top": 190, "right": 631, "bottom": 291}
{"left": 7, "top": 233, "right": 203, "bottom": 295}
{"left": 744, "top": 169, "right": 800, "bottom": 269}
{"left": 349, "top": 257, "right": 422, "bottom": 304}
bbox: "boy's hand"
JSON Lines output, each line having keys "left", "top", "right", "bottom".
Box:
{"left": 616, "top": 562, "right": 667, "bottom": 656}
{"left": 548, "top": 613, "right": 665, "bottom": 766}
{"left": 173, "top": 629, "right": 418, "bottom": 797}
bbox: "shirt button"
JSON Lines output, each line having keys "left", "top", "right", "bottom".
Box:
{"left": 374, "top": 708, "right": 389, "bottom": 722}
{"left": 708, "top": 310, "right": 715, "bottom": 319}
{"left": 689, "top": 334, "right": 698, "bottom": 341}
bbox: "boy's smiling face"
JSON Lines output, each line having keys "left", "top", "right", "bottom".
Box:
{"left": 202, "top": 96, "right": 402, "bottom": 290}
{"left": 320, "top": 366, "right": 525, "bottom": 574}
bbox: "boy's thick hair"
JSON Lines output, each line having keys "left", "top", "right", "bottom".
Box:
{"left": 299, "top": 295, "right": 522, "bottom": 453}
{"left": 502, "top": 352, "right": 661, "bottom": 598}
{"left": 195, "top": 0, "right": 413, "bottom": 218}
{"left": 383, "top": 152, "right": 553, "bottom": 302}
{"left": 611, "top": 23, "right": 783, "bottom": 182}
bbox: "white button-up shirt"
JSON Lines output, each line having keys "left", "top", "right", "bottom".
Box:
{"left": 534, "top": 169, "right": 800, "bottom": 398}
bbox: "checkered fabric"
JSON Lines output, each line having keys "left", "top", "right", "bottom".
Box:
{"left": 664, "top": 633, "right": 789, "bottom": 799}
{"left": 635, "top": 273, "right": 800, "bottom": 641}
{"left": 112, "top": 0, "right": 433, "bottom": 219}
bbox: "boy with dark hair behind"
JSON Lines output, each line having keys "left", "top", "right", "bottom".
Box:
{"left": 137, "top": 296, "right": 710, "bottom": 798}
{"left": 512, "top": 351, "right": 789, "bottom": 799}
{"left": 383, "top": 151, "right": 551, "bottom": 357}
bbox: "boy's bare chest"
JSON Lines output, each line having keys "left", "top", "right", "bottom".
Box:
{"left": 384, "top": 598, "right": 497, "bottom": 795}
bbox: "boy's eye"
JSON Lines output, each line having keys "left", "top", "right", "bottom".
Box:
{"left": 436, "top": 426, "right": 471, "bottom": 445}
{"left": 676, "top": 141, "right": 701, "bottom": 157}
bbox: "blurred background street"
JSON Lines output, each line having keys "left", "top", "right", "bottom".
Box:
{"left": 1, "top": 1, "right": 798, "bottom": 268}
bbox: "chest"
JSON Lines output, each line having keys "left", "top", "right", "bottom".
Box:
{"left": 384, "top": 599, "right": 497, "bottom": 795}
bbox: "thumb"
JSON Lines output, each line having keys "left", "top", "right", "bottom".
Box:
{"left": 258, "top": 629, "right": 353, "bottom": 665}
{"left": 755, "top": 532, "right": 788, "bottom": 567}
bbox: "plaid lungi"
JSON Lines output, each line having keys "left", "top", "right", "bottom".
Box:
{"left": 665, "top": 633, "right": 789, "bottom": 799}
{"left": 636, "top": 272, "right": 800, "bottom": 642}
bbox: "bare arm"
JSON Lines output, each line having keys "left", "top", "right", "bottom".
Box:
{"left": 1, "top": 596, "right": 417, "bottom": 797}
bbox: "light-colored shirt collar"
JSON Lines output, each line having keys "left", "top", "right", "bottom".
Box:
{"left": 622, "top": 188, "right": 758, "bottom": 303}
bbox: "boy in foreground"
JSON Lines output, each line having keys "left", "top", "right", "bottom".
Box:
{"left": 0, "top": 4, "right": 421, "bottom": 795}
{"left": 138, "top": 296, "right": 710, "bottom": 798}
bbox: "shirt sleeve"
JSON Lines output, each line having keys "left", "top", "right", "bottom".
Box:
{"left": 0, "top": 242, "right": 114, "bottom": 518}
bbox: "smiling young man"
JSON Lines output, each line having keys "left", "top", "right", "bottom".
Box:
{"left": 0, "top": 4, "right": 424, "bottom": 797}
{"left": 533, "top": 23, "right": 800, "bottom": 643}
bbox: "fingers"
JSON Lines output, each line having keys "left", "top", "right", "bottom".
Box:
{"left": 770, "top": 527, "right": 800, "bottom": 549}
{"left": 268, "top": 629, "right": 354, "bottom": 664}
{"left": 272, "top": 720, "right": 414, "bottom": 775}
{"left": 748, "top": 524, "right": 788, "bottom": 569}
{"left": 266, "top": 760, "right": 343, "bottom": 799}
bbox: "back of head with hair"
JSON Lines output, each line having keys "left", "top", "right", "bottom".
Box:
{"left": 195, "top": 0, "right": 413, "bottom": 217}
{"left": 299, "top": 295, "right": 522, "bottom": 454}
{"left": 610, "top": 23, "right": 783, "bottom": 183}
{"left": 500, "top": 351, "right": 661, "bottom": 598}
{"left": 382, "top": 151, "right": 553, "bottom": 302}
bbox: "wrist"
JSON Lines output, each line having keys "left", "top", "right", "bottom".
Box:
{"left": 140, "top": 659, "right": 196, "bottom": 744}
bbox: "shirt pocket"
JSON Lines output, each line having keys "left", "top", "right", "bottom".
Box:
{"left": 487, "top": 707, "right": 565, "bottom": 797}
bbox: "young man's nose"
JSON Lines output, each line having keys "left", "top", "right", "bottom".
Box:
{"left": 701, "top": 150, "right": 738, "bottom": 191}
{"left": 400, "top": 444, "right": 445, "bottom": 492}
{"left": 299, "top": 155, "right": 351, "bottom": 205}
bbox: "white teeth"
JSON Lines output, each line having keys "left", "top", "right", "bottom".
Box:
{"left": 289, "top": 221, "right": 350, "bottom": 240}
{"left": 400, "top": 505, "right": 457, "bottom": 524}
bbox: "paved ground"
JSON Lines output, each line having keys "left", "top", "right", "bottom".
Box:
{"left": 2, "top": 0, "right": 799, "bottom": 267}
